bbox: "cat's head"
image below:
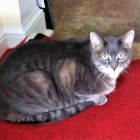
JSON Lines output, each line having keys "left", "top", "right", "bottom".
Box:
{"left": 90, "top": 30, "right": 135, "bottom": 79}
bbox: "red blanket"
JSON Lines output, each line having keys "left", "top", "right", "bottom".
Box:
{"left": 0, "top": 43, "right": 140, "bottom": 140}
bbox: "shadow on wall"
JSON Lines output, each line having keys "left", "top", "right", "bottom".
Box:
{"left": 50, "top": 0, "right": 140, "bottom": 41}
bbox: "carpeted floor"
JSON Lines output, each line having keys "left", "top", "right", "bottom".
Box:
{"left": 0, "top": 36, "right": 140, "bottom": 140}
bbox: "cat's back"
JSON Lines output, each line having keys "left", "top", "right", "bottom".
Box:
{"left": 0, "top": 40, "right": 68, "bottom": 67}
{"left": 0, "top": 38, "right": 90, "bottom": 64}
{"left": 0, "top": 39, "right": 90, "bottom": 76}
{"left": 1, "top": 40, "right": 68, "bottom": 60}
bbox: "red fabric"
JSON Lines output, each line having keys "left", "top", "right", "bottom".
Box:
{"left": 0, "top": 49, "right": 140, "bottom": 140}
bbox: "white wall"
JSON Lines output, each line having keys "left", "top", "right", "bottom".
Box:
{"left": 0, "top": 18, "right": 8, "bottom": 56}
{"left": 19, "top": 0, "right": 37, "bottom": 24}
{"left": 0, "top": 18, "right": 4, "bottom": 38}
{"left": 0, "top": 0, "right": 24, "bottom": 34}
{"left": 0, "top": 0, "right": 47, "bottom": 49}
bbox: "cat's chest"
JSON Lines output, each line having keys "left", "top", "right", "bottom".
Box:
{"left": 102, "top": 79, "right": 116, "bottom": 95}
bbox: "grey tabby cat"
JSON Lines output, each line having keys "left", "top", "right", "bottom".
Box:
{"left": 0, "top": 30, "right": 134, "bottom": 123}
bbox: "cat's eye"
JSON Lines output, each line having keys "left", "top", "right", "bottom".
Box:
{"left": 102, "top": 54, "right": 110, "bottom": 61}
{"left": 117, "top": 53, "right": 124, "bottom": 60}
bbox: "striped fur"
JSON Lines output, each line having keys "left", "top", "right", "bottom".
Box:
{"left": 0, "top": 31, "right": 134, "bottom": 123}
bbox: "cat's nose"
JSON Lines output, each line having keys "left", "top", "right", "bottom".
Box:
{"left": 111, "top": 62, "right": 117, "bottom": 71}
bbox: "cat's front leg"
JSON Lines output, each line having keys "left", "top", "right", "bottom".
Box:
{"left": 86, "top": 94, "right": 108, "bottom": 106}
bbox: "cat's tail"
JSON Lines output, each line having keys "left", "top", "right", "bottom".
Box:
{"left": 4, "top": 101, "right": 94, "bottom": 123}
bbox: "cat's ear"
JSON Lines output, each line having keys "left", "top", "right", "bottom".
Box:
{"left": 90, "top": 32, "right": 103, "bottom": 51}
{"left": 121, "top": 30, "right": 135, "bottom": 49}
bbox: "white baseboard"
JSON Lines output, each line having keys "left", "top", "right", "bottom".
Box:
{"left": 6, "top": 34, "right": 26, "bottom": 48}
{"left": 0, "top": 6, "right": 54, "bottom": 57}
{"left": 1, "top": 7, "right": 53, "bottom": 49}
{"left": 0, "top": 35, "right": 8, "bottom": 57}
{"left": 7, "top": 8, "right": 46, "bottom": 48}
{"left": 23, "top": 7, "right": 45, "bottom": 34}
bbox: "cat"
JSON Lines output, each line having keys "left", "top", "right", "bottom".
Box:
{"left": 0, "top": 30, "right": 134, "bottom": 123}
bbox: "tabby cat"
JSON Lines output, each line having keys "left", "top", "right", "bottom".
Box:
{"left": 0, "top": 30, "right": 134, "bottom": 123}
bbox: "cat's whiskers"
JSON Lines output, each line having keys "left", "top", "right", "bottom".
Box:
{"left": 100, "top": 73, "right": 106, "bottom": 87}
{"left": 122, "top": 67, "right": 135, "bottom": 78}
{"left": 94, "top": 72, "right": 105, "bottom": 87}
{"left": 122, "top": 69, "right": 129, "bottom": 75}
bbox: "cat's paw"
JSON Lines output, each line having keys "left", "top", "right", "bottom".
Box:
{"left": 94, "top": 95, "right": 108, "bottom": 106}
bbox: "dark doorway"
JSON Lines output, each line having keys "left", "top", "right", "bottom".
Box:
{"left": 38, "top": 0, "right": 54, "bottom": 29}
